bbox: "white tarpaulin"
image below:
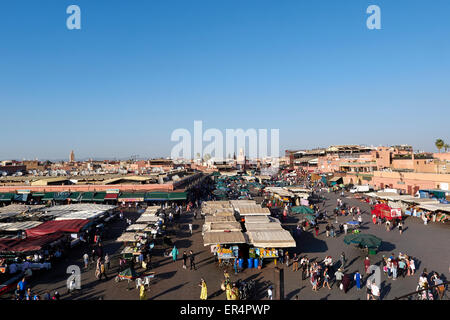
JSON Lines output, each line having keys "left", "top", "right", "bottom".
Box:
{"left": 203, "top": 231, "right": 247, "bottom": 246}
{"left": 246, "top": 230, "right": 296, "bottom": 248}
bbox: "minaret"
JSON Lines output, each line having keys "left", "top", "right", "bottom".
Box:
{"left": 70, "top": 150, "right": 75, "bottom": 162}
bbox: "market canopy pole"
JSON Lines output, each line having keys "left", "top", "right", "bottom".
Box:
{"left": 274, "top": 267, "right": 284, "bottom": 300}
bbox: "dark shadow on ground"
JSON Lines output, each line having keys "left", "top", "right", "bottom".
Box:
{"left": 151, "top": 282, "right": 189, "bottom": 299}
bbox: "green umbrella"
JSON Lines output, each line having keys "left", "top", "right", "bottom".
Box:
{"left": 291, "top": 206, "right": 314, "bottom": 214}
{"left": 303, "top": 214, "right": 315, "bottom": 222}
{"left": 343, "top": 233, "right": 382, "bottom": 249}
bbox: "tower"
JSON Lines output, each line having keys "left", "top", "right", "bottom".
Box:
{"left": 70, "top": 150, "right": 75, "bottom": 162}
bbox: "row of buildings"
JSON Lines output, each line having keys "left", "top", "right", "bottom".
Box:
{"left": 285, "top": 145, "right": 450, "bottom": 195}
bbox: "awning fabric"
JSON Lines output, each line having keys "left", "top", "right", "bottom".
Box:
{"left": 168, "top": 192, "right": 187, "bottom": 200}
{"left": 119, "top": 193, "right": 145, "bottom": 202}
{"left": 93, "top": 192, "right": 107, "bottom": 202}
{"left": 80, "top": 192, "right": 95, "bottom": 202}
{"left": 104, "top": 193, "right": 119, "bottom": 200}
{"left": 31, "top": 192, "right": 45, "bottom": 197}
{"left": 42, "top": 192, "right": 56, "bottom": 201}
{"left": 69, "top": 192, "right": 82, "bottom": 201}
{"left": 0, "top": 193, "right": 15, "bottom": 201}
{"left": 5, "top": 232, "right": 65, "bottom": 253}
{"left": 13, "top": 194, "right": 29, "bottom": 202}
{"left": 145, "top": 192, "right": 169, "bottom": 201}
{"left": 54, "top": 192, "right": 70, "bottom": 201}
{"left": 26, "top": 219, "right": 90, "bottom": 237}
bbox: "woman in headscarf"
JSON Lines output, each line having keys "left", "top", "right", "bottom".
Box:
{"left": 225, "top": 282, "right": 232, "bottom": 300}
{"left": 199, "top": 278, "right": 208, "bottom": 300}
{"left": 230, "top": 283, "right": 239, "bottom": 300}
{"left": 139, "top": 283, "right": 146, "bottom": 300}
{"left": 342, "top": 273, "right": 352, "bottom": 293}
{"left": 171, "top": 245, "right": 179, "bottom": 263}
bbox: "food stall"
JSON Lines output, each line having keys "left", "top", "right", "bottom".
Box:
{"left": 245, "top": 229, "right": 296, "bottom": 268}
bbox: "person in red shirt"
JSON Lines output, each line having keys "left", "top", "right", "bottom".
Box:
{"left": 364, "top": 257, "right": 371, "bottom": 274}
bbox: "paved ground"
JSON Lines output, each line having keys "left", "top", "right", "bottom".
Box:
{"left": 3, "top": 191, "right": 449, "bottom": 300}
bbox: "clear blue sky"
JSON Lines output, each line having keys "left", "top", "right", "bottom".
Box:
{"left": 1, "top": 0, "right": 449, "bottom": 160}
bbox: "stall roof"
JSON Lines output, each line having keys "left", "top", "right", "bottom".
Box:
{"left": 229, "top": 200, "right": 257, "bottom": 206}
{"left": 205, "top": 222, "right": 242, "bottom": 232}
{"left": 136, "top": 215, "right": 160, "bottom": 223}
{"left": 126, "top": 224, "right": 148, "bottom": 232}
{"left": 0, "top": 221, "right": 43, "bottom": 232}
{"left": 234, "top": 205, "right": 271, "bottom": 216}
{"left": 54, "top": 210, "right": 106, "bottom": 220}
{"left": 243, "top": 215, "right": 271, "bottom": 223}
{"left": 4, "top": 232, "right": 65, "bottom": 253}
{"left": 26, "top": 219, "right": 90, "bottom": 237}
{"left": 142, "top": 206, "right": 159, "bottom": 215}
{"left": 116, "top": 232, "right": 143, "bottom": 242}
{"left": 401, "top": 198, "right": 440, "bottom": 205}
{"left": 245, "top": 222, "right": 284, "bottom": 232}
{"left": 418, "top": 203, "right": 450, "bottom": 213}
{"left": 204, "top": 216, "right": 237, "bottom": 223}
{"left": 203, "top": 231, "right": 247, "bottom": 246}
{"left": 246, "top": 230, "right": 296, "bottom": 248}
{"left": 213, "top": 209, "right": 235, "bottom": 217}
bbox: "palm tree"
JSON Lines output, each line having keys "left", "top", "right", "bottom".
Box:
{"left": 444, "top": 144, "right": 450, "bottom": 153}
{"left": 435, "top": 139, "right": 444, "bottom": 153}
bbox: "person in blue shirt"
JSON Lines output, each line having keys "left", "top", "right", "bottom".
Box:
{"left": 354, "top": 271, "right": 362, "bottom": 290}
{"left": 16, "top": 277, "right": 27, "bottom": 299}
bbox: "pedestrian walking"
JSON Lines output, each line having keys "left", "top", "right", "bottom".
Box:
{"left": 105, "top": 253, "right": 110, "bottom": 271}
{"left": 292, "top": 253, "right": 299, "bottom": 272}
{"left": 314, "top": 225, "right": 319, "bottom": 237}
{"left": 98, "top": 261, "right": 107, "bottom": 280}
{"left": 188, "top": 223, "right": 193, "bottom": 235}
{"left": 343, "top": 223, "right": 348, "bottom": 234}
{"left": 364, "top": 257, "right": 370, "bottom": 274}
{"left": 335, "top": 268, "right": 344, "bottom": 289}
{"left": 171, "top": 245, "right": 179, "bottom": 263}
{"left": 83, "top": 253, "right": 89, "bottom": 269}
{"left": 354, "top": 271, "right": 362, "bottom": 290}
{"left": 199, "top": 279, "right": 207, "bottom": 300}
{"left": 340, "top": 252, "right": 346, "bottom": 269}
{"left": 409, "top": 257, "right": 416, "bottom": 275}
{"left": 182, "top": 251, "right": 187, "bottom": 269}
{"left": 370, "top": 282, "right": 380, "bottom": 300}
{"left": 139, "top": 283, "right": 146, "bottom": 300}
{"left": 189, "top": 250, "right": 196, "bottom": 270}
{"left": 267, "top": 286, "right": 273, "bottom": 300}
{"left": 322, "top": 268, "right": 331, "bottom": 290}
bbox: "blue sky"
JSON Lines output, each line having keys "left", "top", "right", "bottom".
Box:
{"left": 0, "top": 0, "right": 449, "bottom": 160}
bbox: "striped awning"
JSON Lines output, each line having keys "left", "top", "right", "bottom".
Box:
{"left": 0, "top": 193, "right": 15, "bottom": 201}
